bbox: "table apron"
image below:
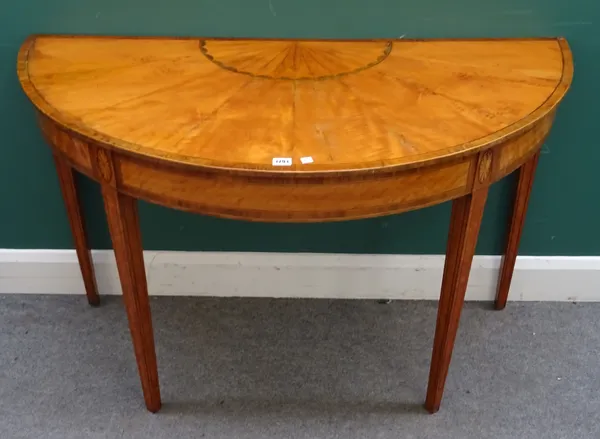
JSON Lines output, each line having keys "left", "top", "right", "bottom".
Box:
{"left": 39, "top": 113, "right": 554, "bottom": 222}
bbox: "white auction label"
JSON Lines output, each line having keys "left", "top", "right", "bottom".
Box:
{"left": 300, "top": 156, "right": 314, "bottom": 164}
{"left": 272, "top": 157, "right": 292, "bottom": 166}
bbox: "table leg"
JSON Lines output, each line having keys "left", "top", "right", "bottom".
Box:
{"left": 101, "top": 186, "right": 161, "bottom": 413}
{"left": 53, "top": 154, "right": 100, "bottom": 306}
{"left": 495, "top": 152, "right": 540, "bottom": 310}
{"left": 425, "top": 188, "right": 488, "bottom": 413}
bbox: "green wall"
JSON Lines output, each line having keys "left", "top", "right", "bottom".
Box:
{"left": 1, "top": 0, "right": 598, "bottom": 255}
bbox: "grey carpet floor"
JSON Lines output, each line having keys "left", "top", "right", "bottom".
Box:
{"left": 0, "top": 295, "right": 599, "bottom": 439}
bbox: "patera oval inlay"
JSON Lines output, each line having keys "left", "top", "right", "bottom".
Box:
{"left": 478, "top": 150, "right": 493, "bottom": 183}
{"left": 96, "top": 148, "right": 112, "bottom": 182}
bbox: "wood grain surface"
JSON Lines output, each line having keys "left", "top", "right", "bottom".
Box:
{"left": 495, "top": 152, "right": 541, "bottom": 310}
{"left": 53, "top": 153, "right": 100, "bottom": 306}
{"left": 18, "top": 36, "right": 572, "bottom": 176}
{"left": 101, "top": 184, "right": 161, "bottom": 413}
{"left": 425, "top": 187, "right": 489, "bottom": 413}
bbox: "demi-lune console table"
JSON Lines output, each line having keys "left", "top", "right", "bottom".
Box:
{"left": 17, "top": 35, "right": 572, "bottom": 413}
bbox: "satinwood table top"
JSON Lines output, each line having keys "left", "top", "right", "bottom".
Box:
{"left": 18, "top": 36, "right": 572, "bottom": 176}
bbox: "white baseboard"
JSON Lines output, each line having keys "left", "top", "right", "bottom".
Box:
{"left": 0, "top": 250, "right": 599, "bottom": 301}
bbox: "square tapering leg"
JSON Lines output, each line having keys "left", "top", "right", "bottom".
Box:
{"left": 495, "top": 152, "right": 540, "bottom": 310}
{"left": 53, "top": 154, "right": 100, "bottom": 306}
{"left": 101, "top": 186, "right": 161, "bottom": 413}
{"left": 425, "top": 188, "right": 488, "bottom": 413}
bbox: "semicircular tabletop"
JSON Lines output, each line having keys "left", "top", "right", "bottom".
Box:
{"left": 18, "top": 36, "right": 572, "bottom": 173}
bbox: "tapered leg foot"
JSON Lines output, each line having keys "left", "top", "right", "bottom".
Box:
{"left": 495, "top": 152, "right": 540, "bottom": 310}
{"left": 425, "top": 188, "right": 488, "bottom": 414}
{"left": 102, "top": 186, "right": 161, "bottom": 413}
{"left": 53, "top": 154, "right": 100, "bottom": 306}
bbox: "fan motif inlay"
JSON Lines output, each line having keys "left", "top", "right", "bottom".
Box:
{"left": 200, "top": 40, "right": 393, "bottom": 80}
